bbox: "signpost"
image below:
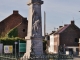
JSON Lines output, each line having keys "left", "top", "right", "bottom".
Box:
{"left": 15, "top": 42, "right": 18, "bottom": 58}
{"left": 19, "top": 43, "right": 26, "bottom": 52}
{"left": 19, "top": 40, "right": 26, "bottom": 57}
{"left": 4, "top": 45, "right": 13, "bottom": 53}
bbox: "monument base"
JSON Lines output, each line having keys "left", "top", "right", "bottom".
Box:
{"left": 24, "top": 36, "right": 43, "bottom": 58}
{"left": 30, "top": 38, "right": 43, "bottom": 56}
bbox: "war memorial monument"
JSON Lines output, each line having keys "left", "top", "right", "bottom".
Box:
{"left": 25, "top": 0, "right": 44, "bottom": 58}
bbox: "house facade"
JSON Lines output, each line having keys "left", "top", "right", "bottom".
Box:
{"left": 0, "top": 10, "right": 28, "bottom": 38}
{"left": 48, "top": 21, "right": 80, "bottom": 55}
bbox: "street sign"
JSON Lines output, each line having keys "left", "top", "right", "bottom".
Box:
{"left": 19, "top": 43, "right": 26, "bottom": 52}
{"left": 4, "top": 45, "right": 13, "bottom": 53}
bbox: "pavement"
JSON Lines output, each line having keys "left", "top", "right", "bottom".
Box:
{"left": 73, "top": 56, "right": 80, "bottom": 60}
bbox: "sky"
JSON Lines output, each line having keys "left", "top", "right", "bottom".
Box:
{"left": 0, "top": 0, "right": 80, "bottom": 34}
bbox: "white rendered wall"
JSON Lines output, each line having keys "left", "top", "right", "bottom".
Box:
{"left": 48, "top": 34, "right": 54, "bottom": 53}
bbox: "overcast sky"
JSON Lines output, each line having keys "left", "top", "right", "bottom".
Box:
{"left": 0, "top": 0, "right": 80, "bottom": 34}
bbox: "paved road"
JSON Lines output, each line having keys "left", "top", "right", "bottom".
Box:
{"left": 73, "top": 56, "right": 80, "bottom": 60}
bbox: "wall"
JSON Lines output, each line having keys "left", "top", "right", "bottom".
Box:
{"left": 0, "top": 11, "right": 28, "bottom": 38}
{"left": 17, "top": 18, "right": 28, "bottom": 38}
{"left": 48, "top": 34, "right": 54, "bottom": 53}
{"left": 54, "top": 34, "right": 59, "bottom": 53}
{"left": 60, "top": 25, "right": 80, "bottom": 46}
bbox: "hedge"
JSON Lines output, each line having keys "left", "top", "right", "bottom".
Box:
{"left": 0, "top": 37, "right": 26, "bottom": 45}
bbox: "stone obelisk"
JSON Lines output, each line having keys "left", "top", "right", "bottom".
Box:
{"left": 25, "top": 0, "right": 44, "bottom": 57}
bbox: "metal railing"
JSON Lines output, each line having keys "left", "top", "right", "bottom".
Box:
{"left": 20, "top": 54, "right": 73, "bottom": 60}
{"left": 0, "top": 54, "right": 17, "bottom": 60}
{"left": 0, "top": 53, "right": 24, "bottom": 60}
{"left": 0, "top": 53, "right": 73, "bottom": 60}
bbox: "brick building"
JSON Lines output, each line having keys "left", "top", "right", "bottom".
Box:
{"left": 48, "top": 21, "right": 80, "bottom": 55}
{"left": 0, "top": 10, "right": 28, "bottom": 38}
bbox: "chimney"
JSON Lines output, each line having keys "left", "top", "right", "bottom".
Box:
{"left": 52, "top": 31, "right": 56, "bottom": 33}
{"left": 59, "top": 26, "right": 63, "bottom": 28}
{"left": 64, "top": 24, "right": 68, "bottom": 26}
{"left": 71, "top": 20, "right": 74, "bottom": 25}
{"left": 22, "top": 18, "right": 27, "bottom": 23}
{"left": 13, "top": 10, "right": 18, "bottom": 14}
{"left": 23, "top": 18, "right": 27, "bottom": 20}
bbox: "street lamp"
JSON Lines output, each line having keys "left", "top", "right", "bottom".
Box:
{"left": 15, "top": 41, "right": 18, "bottom": 58}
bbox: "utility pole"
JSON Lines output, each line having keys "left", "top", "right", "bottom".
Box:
{"left": 44, "top": 11, "right": 46, "bottom": 36}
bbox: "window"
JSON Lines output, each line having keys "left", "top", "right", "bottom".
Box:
{"left": 23, "top": 29, "right": 25, "bottom": 32}
{"left": 75, "top": 38, "right": 79, "bottom": 42}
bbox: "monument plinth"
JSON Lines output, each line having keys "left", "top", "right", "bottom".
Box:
{"left": 25, "top": 0, "right": 44, "bottom": 57}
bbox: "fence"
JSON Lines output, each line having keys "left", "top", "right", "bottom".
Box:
{"left": 20, "top": 54, "right": 73, "bottom": 60}
{"left": 0, "top": 54, "right": 73, "bottom": 60}
{"left": 0, "top": 53, "right": 25, "bottom": 60}
{"left": 0, "top": 54, "right": 17, "bottom": 60}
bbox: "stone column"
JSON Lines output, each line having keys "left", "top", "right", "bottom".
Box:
{"left": 25, "top": 0, "right": 44, "bottom": 57}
